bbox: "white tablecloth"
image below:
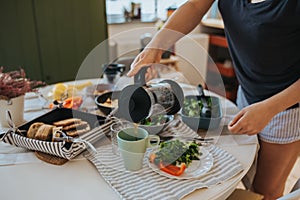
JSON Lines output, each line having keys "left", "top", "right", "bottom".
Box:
{"left": 0, "top": 80, "right": 258, "bottom": 200}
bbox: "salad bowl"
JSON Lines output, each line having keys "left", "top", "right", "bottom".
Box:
{"left": 180, "top": 95, "right": 222, "bottom": 130}
{"left": 138, "top": 114, "right": 174, "bottom": 135}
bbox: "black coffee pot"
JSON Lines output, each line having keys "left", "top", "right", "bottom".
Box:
{"left": 118, "top": 66, "right": 184, "bottom": 123}
{"left": 103, "top": 63, "right": 126, "bottom": 84}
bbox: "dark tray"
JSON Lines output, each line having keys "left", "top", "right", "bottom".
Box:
{"left": 18, "top": 108, "right": 106, "bottom": 135}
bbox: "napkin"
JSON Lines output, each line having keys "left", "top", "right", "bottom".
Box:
{"left": 85, "top": 119, "right": 244, "bottom": 200}
{"left": 86, "top": 144, "right": 243, "bottom": 200}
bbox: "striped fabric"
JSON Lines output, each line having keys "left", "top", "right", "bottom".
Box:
{"left": 261, "top": 108, "right": 300, "bottom": 144}
{"left": 85, "top": 118, "right": 243, "bottom": 200}
{"left": 1, "top": 120, "right": 113, "bottom": 160}
{"left": 86, "top": 145, "right": 242, "bottom": 200}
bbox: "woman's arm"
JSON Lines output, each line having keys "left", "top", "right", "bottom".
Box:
{"left": 263, "top": 79, "right": 300, "bottom": 113}
{"left": 127, "top": 0, "right": 215, "bottom": 76}
{"left": 228, "top": 79, "right": 300, "bottom": 135}
{"left": 150, "top": 0, "right": 215, "bottom": 49}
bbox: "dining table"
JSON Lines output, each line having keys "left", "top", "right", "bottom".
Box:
{"left": 0, "top": 77, "right": 258, "bottom": 200}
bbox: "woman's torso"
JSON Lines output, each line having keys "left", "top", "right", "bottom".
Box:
{"left": 218, "top": 0, "right": 300, "bottom": 104}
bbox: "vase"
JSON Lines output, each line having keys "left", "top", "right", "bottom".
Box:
{"left": 0, "top": 95, "right": 25, "bottom": 128}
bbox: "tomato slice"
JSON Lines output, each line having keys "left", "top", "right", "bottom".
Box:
{"left": 63, "top": 98, "right": 74, "bottom": 109}
{"left": 159, "top": 162, "right": 186, "bottom": 176}
{"left": 62, "top": 96, "right": 83, "bottom": 109}
{"left": 164, "top": 164, "right": 180, "bottom": 171}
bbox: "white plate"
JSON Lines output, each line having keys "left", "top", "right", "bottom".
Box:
{"left": 147, "top": 146, "right": 213, "bottom": 180}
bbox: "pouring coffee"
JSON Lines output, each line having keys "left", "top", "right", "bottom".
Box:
{"left": 118, "top": 66, "right": 184, "bottom": 123}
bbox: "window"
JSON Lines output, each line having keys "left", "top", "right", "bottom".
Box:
{"left": 106, "top": 0, "right": 187, "bottom": 24}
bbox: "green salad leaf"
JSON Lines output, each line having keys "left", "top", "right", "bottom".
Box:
{"left": 153, "top": 140, "right": 201, "bottom": 167}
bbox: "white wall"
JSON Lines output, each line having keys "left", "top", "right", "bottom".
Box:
{"left": 175, "top": 33, "right": 209, "bottom": 86}
{"left": 108, "top": 22, "right": 157, "bottom": 59}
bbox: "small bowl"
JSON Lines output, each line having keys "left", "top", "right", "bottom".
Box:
{"left": 95, "top": 91, "right": 120, "bottom": 115}
{"left": 138, "top": 115, "right": 174, "bottom": 135}
{"left": 180, "top": 95, "right": 222, "bottom": 130}
{"left": 85, "top": 83, "right": 115, "bottom": 97}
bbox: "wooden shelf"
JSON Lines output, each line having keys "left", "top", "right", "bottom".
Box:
{"left": 204, "top": 32, "right": 238, "bottom": 102}
{"left": 208, "top": 62, "right": 235, "bottom": 78}
{"left": 208, "top": 84, "right": 237, "bottom": 102}
{"left": 209, "top": 35, "right": 228, "bottom": 48}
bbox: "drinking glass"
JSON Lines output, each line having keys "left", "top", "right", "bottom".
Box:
{"left": 110, "top": 121, "right": 134, "bottom": 155}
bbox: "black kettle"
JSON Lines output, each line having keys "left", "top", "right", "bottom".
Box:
{"left": 102, "top": 63, "right": 126, "bottom": 84}
{"left": 118, "top": 66, "right": 184, "bottom": 123}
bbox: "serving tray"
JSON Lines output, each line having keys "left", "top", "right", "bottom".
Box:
{"left": 0, "top": 108, "right": 111, "bottom": 159}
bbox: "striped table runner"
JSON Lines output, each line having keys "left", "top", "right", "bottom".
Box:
{"left": 85, "top": 118, "right": 243, "bottom": 200}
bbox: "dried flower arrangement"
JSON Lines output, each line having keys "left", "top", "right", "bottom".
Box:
{"left": 0, "top": 66, "right": 46, "bottom": 100}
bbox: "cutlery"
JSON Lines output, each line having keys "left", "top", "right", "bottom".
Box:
{"left": 159, "top": 135, "right": 214, "bottom": 142}
{"left": 24, "top": 106, "right": 50, "bottom": 112}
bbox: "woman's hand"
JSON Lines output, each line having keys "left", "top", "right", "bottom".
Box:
{"left": 229, "top": 79, "right": 300, "bottom": 135}
{"left": 228, "top": 102, "right": 276, "bottom": 135}
{"left": 127, "top": 48, "right": 163, "bottom": 78}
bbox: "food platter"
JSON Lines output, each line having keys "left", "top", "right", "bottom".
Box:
{"left": 94, "top": 91, "right": 121, "bottom": 115}
{"left": 137, "top": 114, "right": 174, "bottom": 135}
{"left": 147, "top": 146, "right": 213, "bottom": 180}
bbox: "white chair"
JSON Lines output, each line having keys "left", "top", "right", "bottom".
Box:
{"left": 278, "top": 190, "right": 300, "bottom": 200}
{"left": 278, "top": 178, "right": 300, "bottom": 200}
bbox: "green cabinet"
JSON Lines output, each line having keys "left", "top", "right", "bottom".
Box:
{"left": 0, "top": 0, "right": 108, "bottom": 84}
{"left": 0, "top": 0, "right": 42, "bottom": 79}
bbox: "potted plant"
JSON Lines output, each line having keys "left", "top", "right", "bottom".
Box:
{"left": 0, "top": 67, "right": 45, "bottom": 127}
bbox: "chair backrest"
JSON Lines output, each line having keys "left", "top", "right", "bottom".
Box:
{"left": 277, "top": 189, "right": 300, "bottom": 200}
{"left": 228, "top": 178, "right": 300, "bottom": 200}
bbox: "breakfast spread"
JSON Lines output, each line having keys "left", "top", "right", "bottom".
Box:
{"left": 99, "top": 97, "right": 118, "bottom": 108}
{"left": 27, "top": 122, "right": 44, "bottom": 139}
{"left": 26, "top": 118, "right": 91, "bottom": 142}
{"left": 34, "top": 124, "right": 56, "bottom": 141}
{"left": 149, "top": 140, "right": 201, "bottom": 176}
{"left": 52, "top": 118, "right": 82, "bottom": 127}
{"left": 49, "top": 82, "right": 92, "bottom": 101}
{"left": 49, "top": 96, "right": 83, "bottom": 110}
{"left": 24, "top": 118, "right": 91, "bottom": 165}
{"left": 94, "top": 89, "right": 110, "bottom": 96}
{"left": 53, "top": 118, "right": 91, "bottom": 137}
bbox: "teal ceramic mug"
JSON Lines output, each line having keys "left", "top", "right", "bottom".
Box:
{"left": 117, "top": 127, "right": 160, "bottom": 171}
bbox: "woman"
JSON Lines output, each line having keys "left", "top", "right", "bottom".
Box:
{"left": 127, "top": 0, "right": 300, "bottom": 199}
